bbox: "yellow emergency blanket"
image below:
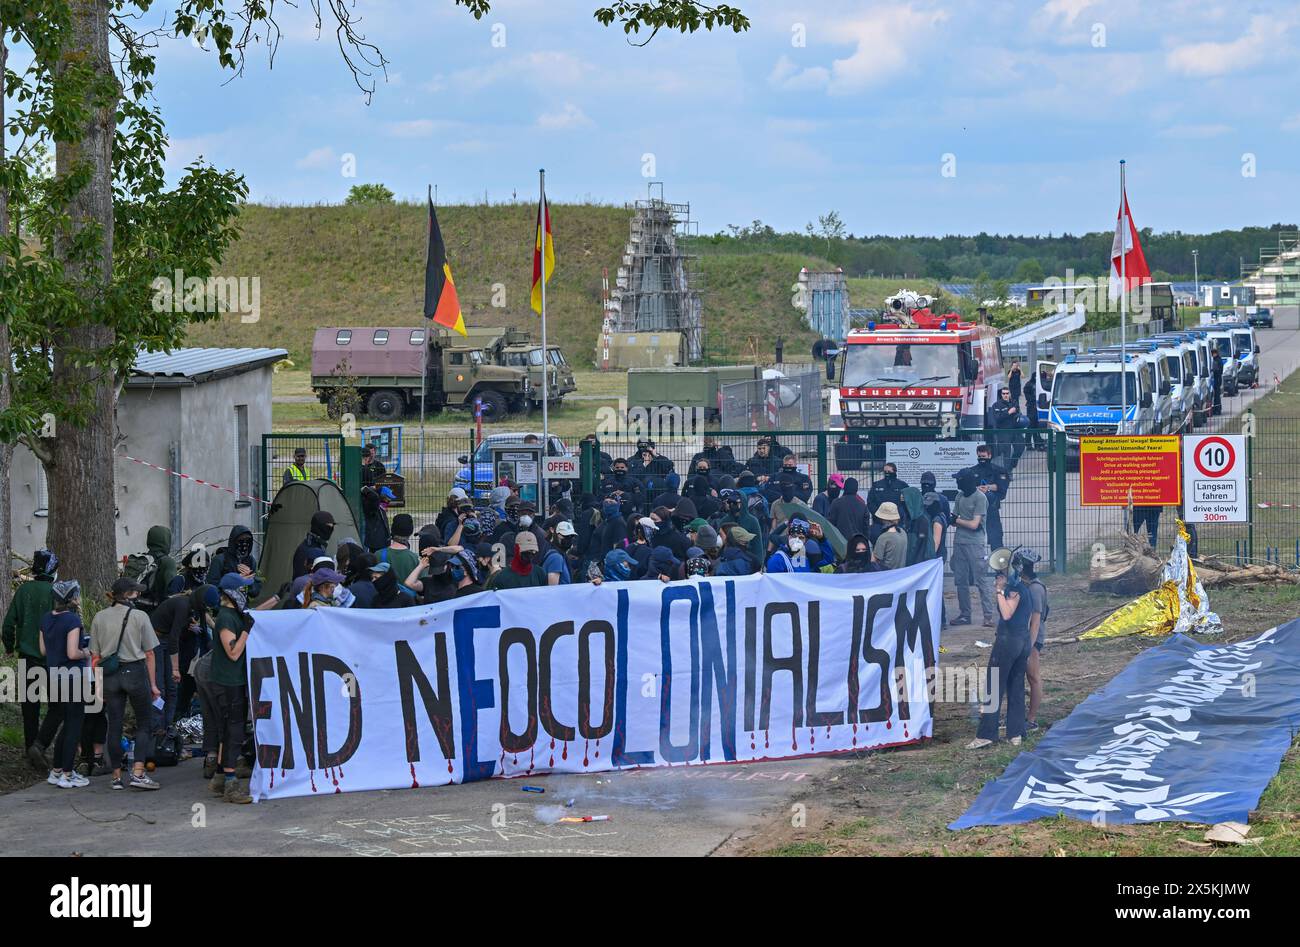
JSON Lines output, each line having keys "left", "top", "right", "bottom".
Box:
{"left": 1081, "top": 521, "right": 1223, "bottom": 639}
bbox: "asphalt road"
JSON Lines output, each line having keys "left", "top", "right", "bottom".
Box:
{"left": 0, "top": 754, "right": 835, "bottom": 857}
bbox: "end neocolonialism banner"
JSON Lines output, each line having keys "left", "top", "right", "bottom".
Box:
{"left": 246, "top": 562, "right": 943, "bottom": 800}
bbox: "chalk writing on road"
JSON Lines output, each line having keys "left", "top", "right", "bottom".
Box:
{"left": 279, "top": 806, "right": 619, "bottom": 857}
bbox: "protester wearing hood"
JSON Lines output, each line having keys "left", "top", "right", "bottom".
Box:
{"left": 828, "top": 477, "right": 870, "bottom": 540}
{"left": 344, "top": 552, "right": 380, "bottom": 608}
{"left": 871, "top": 502, "right": 908, "bottom": 571}
{"left": 718, "top": 489, "right": 764, "bottom": 561}
{"left": 919, "top": 471, "right": 951, "bottom": 519}
{"left": 767, "top": 519, "right": 813, "bottom": 573}
{"left": 686, "top": 472, "right": 721, "bottom": 519}
{"left": 951, "top": 469, "right": 995, "bottom": 627}
{"left": 695, "top": 523, "right": 721, "bottom": 562}
{"left": 843, "top": 533, "right": 874, "bottom": 573}
{"left": 148, "top": 583, "right": 206, "bottom": 739}
{"left": 925, "top": 491, "right": 950, "bottom": 567}
{"left": 900, "top": 487, "right": 934, "bottom": 565}
{"left": 406, "top": 553, "right": 461, "bottom": 604}
{"left": 813, "top": 473, "right": 845, "bottom": 517}
{"left": 646, "top": 545, "right": 682, "bottom": 582}
{"left": 866, "top": 463, "right": 909, "bottom": 522}
{"left": 653, "top": 498, "right": 694, "bottom": 560}
{"left": 171, "top": 544, "right": 212, "bottom": 594}
{"left": 137, "top": 525, "right": 180, "bottom": 609}
{"left": 208, "top": 574, "right": 255, "bottom": 803}
{"left": 715, "top": 526, "right": 758, "bottom": 576}
{"left": 37, "top": 581, "right": 89, "bottom": 788}
{"left": 206, "top": 525, "right": 259, "bottom": 597}
{"left": 627, "top": 517, "right": 657, "bottom": 578}
{"left": 92, "top": 577, "right": 162, "bottom": 791}
{"left": 603, "top": 549, "right": 637, "bottom": 583}
{"left": 4, "top": 548, "right": 58, "bottom": 761}
{"left": 487, "top": 532, "right": 548, "bottom": 590}
{"left": 369, "top": 562, "right": 409, "bottom": 609}
{"left": 805, "top": 539, "right": 834, "bottom": 573}
{"left": 628, "top": 440, "right": 677, "bottom": 497}
{"left": 293, "top": 511, "right": 335, "bottom": 579}
{"left": 967, "top": 553, "right": 1033, "bottom": 750}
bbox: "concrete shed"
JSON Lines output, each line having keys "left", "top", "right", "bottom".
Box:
{"left": 8, "top": 346, "right": 287, "bottom": 560}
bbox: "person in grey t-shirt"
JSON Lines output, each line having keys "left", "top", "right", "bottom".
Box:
{"left": 950, "top": 469, "right": 994, "bottom": 626}
{"left": 1015, "top": 549, "right": 1048, "bottom": 730}
{"left": 871, "top": 502, "right": 908, "bottom": 570}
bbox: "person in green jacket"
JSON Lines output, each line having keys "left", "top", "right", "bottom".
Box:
{"left": 3, "top": 549, "right": 58, "bottom": 763}
{"left": 144, "top": 525, "right": 178, "bottom": 608}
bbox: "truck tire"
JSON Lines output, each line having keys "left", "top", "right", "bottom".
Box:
{"left": 477, "top": 389, "right": 508, "bottom": 422}
{"left": 366, "top": 389, "right": 405, "bottom": 422}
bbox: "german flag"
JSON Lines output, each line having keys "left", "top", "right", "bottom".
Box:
{"left": 531, "top": 196, "right": 554, "bottom": 314}
{"left": 423, "top": 194, "right": 465, "bottom": 335}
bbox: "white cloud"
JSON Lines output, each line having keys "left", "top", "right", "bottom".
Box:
{"left": 769, "top": 5, "right": 950, "bottom": 94}
{"left": 445, "top": 51, "right": 591, "bottom": 91}
{"left": 1166, "top": 15, "right": 1291, "bottom": 77}
{"left": 536, "top": 103, "right": 593, "bottom": 131}
{"left": 295, "top": 146, "right": 336, "bottom": 169}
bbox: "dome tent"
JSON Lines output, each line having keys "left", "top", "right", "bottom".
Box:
{"left": 258, "top": 478, "right": 359, "bottom": 603}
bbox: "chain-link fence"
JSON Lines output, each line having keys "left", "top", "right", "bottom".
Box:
{"left": 720, "top": 370, "right": 824, "bottom": 431}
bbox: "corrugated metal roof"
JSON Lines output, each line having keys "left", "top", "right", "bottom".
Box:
{"left": 129, "top": 347, "right": 288, "bottom": 386}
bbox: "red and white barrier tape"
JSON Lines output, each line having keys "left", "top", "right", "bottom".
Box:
{"left": 117, "top": 452, "right": 271, "bottom": 506}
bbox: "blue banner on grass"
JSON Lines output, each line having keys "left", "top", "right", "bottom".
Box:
{"left": 951, "top": 619, "right": 1300, "bottom": 829}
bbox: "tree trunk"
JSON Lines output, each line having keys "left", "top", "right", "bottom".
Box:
{"left": 0, "top": 29, "right": 12, "bottom": 612}
{"left": 48, "top": 0, "right": 119, "bottom": 597}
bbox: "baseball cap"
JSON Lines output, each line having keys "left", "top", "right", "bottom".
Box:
{"left": 556, "top": 521, "right": 577, "bottom": 537}
{"left": 474, "top": 542, "right": 495, "bottom": 559}
{"left": 310, "top": 568, "right": 345, "bottom": 586}
{"left": 111, "top": 577, "right": 146, "bottom": 597}
{"left": 637, "top": 516, "right": 658, "bottom": 534}
{"left": 379, "top": 486, "right": 396, "bottom": 501}
{"left": 218, "top": 573, "right": 255, "bottom": 591}
{"left": 449, "top": 487, "right": 469, "bottom": 501}
{"left": 515, "top": 532, "right": 539, "bottom": 553}
{"left": 370, "top": 562, "right": 391, "bottom": 574}
{"left": 828, "top": 473, "right": 846, "bottom": 488}
{"left": 728, "top": 525, "right": 756, "bottom": 544}
{"left": 687, "top": 517, "right": 709, "bottom": 532}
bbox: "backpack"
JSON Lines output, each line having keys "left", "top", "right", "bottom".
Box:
{"left": 122, "top": 553, "right": 160, "bottom": 604}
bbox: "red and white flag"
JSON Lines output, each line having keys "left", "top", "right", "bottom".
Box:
{"left": 1109, "top": 186, "right": 1151, "bottom": 300}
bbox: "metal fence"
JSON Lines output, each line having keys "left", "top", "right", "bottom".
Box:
{"left": 720, "top": 370, "right": 824, "bottom": 431}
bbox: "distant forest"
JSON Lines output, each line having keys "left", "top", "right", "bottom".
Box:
{"left": 691, "top": 221, "right": 1298, "bottom": 282}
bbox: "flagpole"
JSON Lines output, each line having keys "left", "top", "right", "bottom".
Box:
{"left": 421, "top": 184, "right": 432, "bottom": 484}
{"left": 1120, "top": 159, "right": 1128, "bottom": 429}
{"left": 539, "top": 168, "right": 550, "bottom": 443}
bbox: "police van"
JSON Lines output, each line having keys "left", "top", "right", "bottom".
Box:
{"left": 1139, "top": 336, "right": 1199, "bottom": 431}
{"left": 1041, "top": 352, "right": 1156, "bottom": 465}
{"left": 1206, "top": 328, "right": 1243, "bottom": 396}
{"left": 1221, "top": 323, "right": 1260, "bottom": 387}
{"left": 1148, "top": 331, "right": 1212, "bottom": 427}
{"left": 1091, "top": 344, "right": 1175, "bottom": 433}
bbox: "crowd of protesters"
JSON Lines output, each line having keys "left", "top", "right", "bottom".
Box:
{"left": 2, "top": 432, "right": 1051, "bottom": 798}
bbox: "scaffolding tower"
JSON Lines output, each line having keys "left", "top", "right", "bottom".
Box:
{"left": 1241, "top": 231, "right": 1300, "bottom": 307}
{"left": 609, "top": 182, "right": 705, "bottom": 362}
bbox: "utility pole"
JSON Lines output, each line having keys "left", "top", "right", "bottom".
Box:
{"left": 1192, "top": 249, "right": 1199, "bottom": 303}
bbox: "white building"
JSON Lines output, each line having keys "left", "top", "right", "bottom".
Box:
{"left": 9, "top": 347, "right": 287, "bottom": 559}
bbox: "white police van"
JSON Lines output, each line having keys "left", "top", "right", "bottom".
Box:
{"left": 1040, "top": 352, "right": 1157, "bottom": 467}
{"left": 1091, "top": 344, "right": 1175, "bottom": 433}
{"left": 1140, "top": 336, "right": 1199, "bottom": 431}
{"left": 1206, "top": 328, "right": 1242, "bottom": 396}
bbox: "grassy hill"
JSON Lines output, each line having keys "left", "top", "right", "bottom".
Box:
{"left": 188, "top": 202, "right": 838, "bottom": 367}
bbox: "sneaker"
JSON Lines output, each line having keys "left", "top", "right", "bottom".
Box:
{"left": 965, "top": 737, "right": 995, "bottom": 750}
{"left": 129, "top": 772, "right": 160, "bottom": 791}
{"left": 1009, "top": 736, "right": 1023, "bottom": 747}
{"left": 951, "top": 617, "right": 973, "bottom": 627}
{"left": 208, "top": 773, "right": 227, "bottom": 795}
{"left": 75, "top": 761, "right": 91, "bottom": 778}
{"left": 1027, "top": 720, "right": 1041, "bottom": 732}
{"left": 223, "top": 779, "right": 253, "bottom": 805}
{"left": 982, "top": 619, "right": 996, "bottom": 628}
{"left": 26, "top": 742, "right": 49, "bottom": 773}
{"left": 58, "top": 771, "right": 90, "bottom": 789}
{"left": 47, "top": 769, "right": 62, "bottom": 786}
{"left": 111, "top": 776, "right": 125, "bottom": 791}
{"left": 202, "top": 755, "right": 219, "bottom": 780}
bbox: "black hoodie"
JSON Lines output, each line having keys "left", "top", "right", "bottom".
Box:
{"left": 207, "top": 525, "right": 260, "bottom": 595}
{"left": 293, "top": 512, "right": 335, "bottom": 578}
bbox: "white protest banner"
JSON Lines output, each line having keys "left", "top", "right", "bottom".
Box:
{"left": 246, "top": 561, "right": 942, "bottom": 801}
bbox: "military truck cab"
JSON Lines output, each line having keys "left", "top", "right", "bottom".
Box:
{"left": 460, "top": 326, "right": 578, "bottom": 407}
{"left": 310, "top": 326, "right": 531, "bottom": 422}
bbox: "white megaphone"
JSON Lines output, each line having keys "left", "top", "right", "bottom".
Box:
{"left": 987, "top": 546, "right": 1014, "bottom": 574}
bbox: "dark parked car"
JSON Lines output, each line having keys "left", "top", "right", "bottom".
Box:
{"left": 1248, "top": 307, "right": 1273, "bottom": 328}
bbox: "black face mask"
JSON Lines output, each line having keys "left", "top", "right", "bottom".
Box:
{"left": 851, "top": 546, "right": 870, "bottom": 559}
{"left": 521, "top": 551, "right": 537, "bottom": 565}
{"left": 957, "top": 475, "right": 978, "bottom": 497}
{"left": 780, "top": 485, "right": 796, "bottom": 502}
{"left": 977, "top": 456, "right": 991, "bottom": 466}
{"left": 884, "top": 471, "right": 896, "bottom": 481}
{"left": 316, "top": 522, "right": 334, "bottom": 542}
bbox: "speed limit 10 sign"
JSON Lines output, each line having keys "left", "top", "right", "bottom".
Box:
{"left": 1183, "top": 434, "right": 1248, "bottom": 523}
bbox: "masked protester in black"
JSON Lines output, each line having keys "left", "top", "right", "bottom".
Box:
{"left": 842, "top": 533, "right": 875, "bottom": 573}
{"left": 866, "top": 463, "right": 909, "bottom": 521}
{"left": 293, "top": 511, "right": 335, "bottom": 579}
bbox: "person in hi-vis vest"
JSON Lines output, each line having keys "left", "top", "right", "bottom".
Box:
{"left": 283, "top": 447, "right": 310, "bottom": 485}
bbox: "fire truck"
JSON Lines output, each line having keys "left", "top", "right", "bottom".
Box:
{"left": 825, "top": 292, "right": 1005, "bottom": 469}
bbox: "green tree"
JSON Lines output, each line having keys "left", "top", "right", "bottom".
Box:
{"left": 345, "top": 183, "right": 395, "bottom": 205}
{"left": 1014, "top": 257, "right": 1045, "bottom": 283}
{"left": 0, "top": 0, "right": 750, "bottom": 598}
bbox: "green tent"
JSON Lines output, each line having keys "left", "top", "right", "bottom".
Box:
{"left": 258, "top": 478, "right": 359, "bottom": 603}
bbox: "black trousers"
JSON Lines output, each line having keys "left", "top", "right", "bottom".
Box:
{"left": 978, "top": 634, "right": 1031, "bottom": 741}
{"left": 52, "top": 698, "right": 86, "bottom": 772}
{"left": 104, "top": 661, "right": 155, "bottom": 770}
{"left": 211, "top": 681, "right": 248, "bottom": 772}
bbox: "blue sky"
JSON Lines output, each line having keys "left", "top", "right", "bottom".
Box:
{"left": 116, "top": 1, "right": 1300, "bottom": 234}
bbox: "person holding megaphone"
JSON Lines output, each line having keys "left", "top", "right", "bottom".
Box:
{"left": 967, "top": 545, "right": 1035, "bottom": 750}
